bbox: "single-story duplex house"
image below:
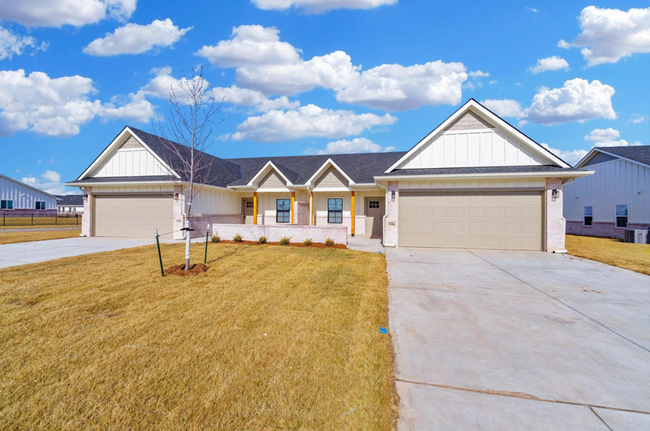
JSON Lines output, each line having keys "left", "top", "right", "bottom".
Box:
{"left": 564, "top": 145, "right": 649, "bottom": 239}
{"left": 65, "top": 99, "right": 592, "bottom": 252}
{"left": 55, "top": 194, "right": 85, "bottom": 214}
{"left": 1, "top": 173, "right": 58, "bottom": 215}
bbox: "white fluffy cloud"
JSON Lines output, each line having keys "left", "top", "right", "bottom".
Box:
{"left": 0, "top": 26, "right": 40, "bottom": 60}
{"left": 196, "top": 25, "right": 301, "bottom": 68}
{"left": 528, "top": 56, "right": 569, "bottom": 74}
{"left": 306, "top": 137, "right": 395, "bottom": 155}
{"left": 482, "top": 79, "right": 616, "bottom": 125}
{"left": 630, "top": 114, "right": 645, "bottom": 124}
{"left": 139, "top": 67, "right": 297, "bottom": 112}
{"left": 481, "top": 99, "right": 523, "bottom": 118}
{"left": 524, "top": 78, "right": 616, "bottom": 125}
{"left": 0, "top": 0, "right": 136, "bottom": 27}
{"left": 101, "top": 92, "right": 154, "bottom": 123}
{"left": 197, "top": 25, "right": 467, "bottom": 111}
{"left": 231, "top": 104, "right": 396, "bottom": 142}
{"left": 584, "top": 128, "right": 642, "bottom": 147}
{"left": 559, "top": 6, "right": 650, "bottom": 66}
{"left": 540, "top": 144, "right": 588, "bottom": 166}
{"left": 335, "top": 61, "right": 467, "bottom": 111}
{"left": 468, "top": 70, "right": 489, "bottom": 78}
{"left": 83, "top": 19, "right": 191, "bottom": 56}
{"left": 251, "top": 0, "right": 397, "bottom": 13}
{"left": 22, "top": 170, "right": 67, "bottom": 194}
{"left": 0, "top": 69, "right": 153, "bottom": 137}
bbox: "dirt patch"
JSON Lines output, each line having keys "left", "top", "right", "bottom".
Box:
{"left": 164, "top": 263, "right": 210, "bottom": 276}
{"left": 214, "top": 240, "right": 347, "bottom": 249}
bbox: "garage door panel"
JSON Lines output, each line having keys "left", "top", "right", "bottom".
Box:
{"left": 95, "top": 195, "right": 174, "bottom": 239}
{"left": 399, "top": 191, "right": 542, "bottom": 251}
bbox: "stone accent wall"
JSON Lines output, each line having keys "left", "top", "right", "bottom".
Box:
{"left": 190, "top": 214, "right": 243, "bottom": 238}
{"left": 567, "top": 221, "right": 649, "bottom": 240}
{"left": 211, "top": 224, "right": 347, "bottom": 245}
{"left": 173, "top": 185, "right": 184, "bottom": 240}
{"left": 81, "top": 187, "right": 92, "bottom": 237}
{"left": 545, "top": 178, "right": 565, "bottom": 252}
{"left": 384, "top": 181, "right": 399, "bottom": 247}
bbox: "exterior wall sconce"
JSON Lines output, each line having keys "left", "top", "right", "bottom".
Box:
{"left": 83, "top": 194, "right": 88, "bottom": 201}
{"left": 391, "top": 191, "right": 396, "bottom": 202}
{"left": 174, "top": 193, "right": 180, "bottom": 200}
{"left": 552, "top": 189, "right": 559, "bottom": 200}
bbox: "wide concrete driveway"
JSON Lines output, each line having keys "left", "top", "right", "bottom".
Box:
{"left": 0, "top": 237, "right": 157, "bottom": 269}
{"left": 387, "top": 248, "right": 650, "bottom": 430}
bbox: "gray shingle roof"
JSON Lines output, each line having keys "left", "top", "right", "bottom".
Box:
{"left": 54, "top": 195, "right": 83, "bottom": 206}
{"left": 382, "top": 165, "right": 588, "bottom": 177}
{"left": 599, "top": 145, "right": 650, "bottom": 166}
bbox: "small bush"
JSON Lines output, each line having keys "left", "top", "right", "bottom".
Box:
{"left": 279, "top": 236, "right": 291, "bottom": 245}
{"left": 233, "top": 234, "right": 243, "bottom": 242}
{"left": 211, "top": 233, "right": 220, "bottom": 243}
{"left": 325, "top": 237, "right": 335, "bottom": 247}
{"left": 303, "top": 238, "right": 312, "bottom": 246}
{"left": 259, "top": 236, "right": 267, "bottom": 244}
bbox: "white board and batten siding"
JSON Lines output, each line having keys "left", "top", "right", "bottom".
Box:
{"left": 397, "top": 112, "right": 548, "bottom": 169}
{"left": 0, "top": 175, "right": 57, "bottom": 209}
{"left": 90, "top": 136, "right": 169, "bottom": 177}
{"left": 564, "top": 158, "right": 649, "bottom": 224}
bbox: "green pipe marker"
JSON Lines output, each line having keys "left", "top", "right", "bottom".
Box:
{"left": 155, "top": 229, "right": 165, "bottom": 277}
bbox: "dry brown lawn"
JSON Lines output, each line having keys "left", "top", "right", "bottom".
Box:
{"left": 566, "top": 235, "right": 650, "bottom": 275}
{"left": 0, "top": 229, "right": 80, "bottom": 245}
{"left": 0, "top": 243, "right": 396, "bottom": 430}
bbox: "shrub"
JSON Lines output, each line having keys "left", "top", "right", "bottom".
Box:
{"left": 279, "top": 236, "right": 291, "bottom": 245}
{"left": 211, "top": 233, "right": 220, "bottom": 243}
{"left": 259, "top": 236, "right": 267, "bottom": 244}
{"left": 233, "top": 233, "right": 243, "bottom": 242}
{"left": 325, "top": 237, "right": 335, "bottom": 247}
{"left": 303, "top": 238, "right": 312, "bottom": 246}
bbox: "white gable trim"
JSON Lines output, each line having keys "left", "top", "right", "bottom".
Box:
{"left": 575, "top": 147, "right": 650, "bottom": 169}
{"left": 246, "top": 161, "right": 294, "bottom": 188}
{"left": 385, "top": 99, "right": 570, "bottom": 172}
{"left": 77, "top": 127, "right": 180, "bottom": 181}
{"left": 305, "top": 159, "right": 355, "bottom": 189}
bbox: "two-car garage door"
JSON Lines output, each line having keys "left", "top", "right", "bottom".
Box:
{"left": 399, "top": 192, "right": 542, "bottom": 251}
{"left": 94, "top": 195, "right": 174, "bottom": 239}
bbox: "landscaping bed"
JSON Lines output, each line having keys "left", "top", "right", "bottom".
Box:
{"left": 214, "top": 239, "right": 347, "bottom": 249}
{"left": 0, "top": 243, "right": 396, "bottom": 430}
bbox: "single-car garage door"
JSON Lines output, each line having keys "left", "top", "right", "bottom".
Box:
{"left": 94, "top": 195, "right": 174, "bottom": 239}
{"left": 399, "top": 192, "right": 542, "bottom": 251}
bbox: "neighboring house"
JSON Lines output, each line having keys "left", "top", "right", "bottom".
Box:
{"left": 65, "top": 99, "right": 592, "bottom": 252}
{"left": 564, "top": 146, "right": 649, "bottom": 239}
{"left": 55, "top": 194, "right": 84, "bottom": 214}
{"left": 0, "top": 173, "right": 58, "bottom": 215}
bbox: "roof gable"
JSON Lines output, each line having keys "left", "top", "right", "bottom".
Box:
{"left": 386, "top": 99, "right": 570, "bottom": 172}
{"left": 576, "top": 145, "right": 650, "bottom": 169}
{"left": 0, "top": 173, "right": 60, "bottom": 200}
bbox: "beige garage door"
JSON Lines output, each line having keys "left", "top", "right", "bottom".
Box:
{"left": 399, "top": 192, "right": 542, "bottom": 251}
{"left": 94, "top": 195, "right": 174, "bottom": 239}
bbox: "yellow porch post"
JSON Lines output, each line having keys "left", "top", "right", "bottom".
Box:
{"left": 309, "top": 191, "right": 314, "bottom": 226}
{"left": 351, "top": 191, "right": 355, "bottom": 237}
{"left": 253, "top": 192, "right": 258, "bottom": 225}
{"left": 290, "top": 191, "right": 295, "bottom": 224}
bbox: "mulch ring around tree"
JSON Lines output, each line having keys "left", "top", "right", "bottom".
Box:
{"left": 213, "top": 240, "right": 347, "bottom": 249}
{"left": 164, "top": 263, "right": 210, "bottom": 276}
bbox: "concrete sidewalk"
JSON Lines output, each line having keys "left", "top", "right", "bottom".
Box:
{"left": 387, "top": 248, "right": 650, "bottom": 430}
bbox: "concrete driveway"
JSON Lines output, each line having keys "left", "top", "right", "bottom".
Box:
{"left": 0, "top": 237, "right": 157, "bottom": 269}
{"left": 387, "top": 248, "right": 650, "bottom": 430}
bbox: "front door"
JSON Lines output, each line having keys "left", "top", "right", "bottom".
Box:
{"left": 243, "top": 198, "right": 254, "bottom": 224}
{"left": 366, "top": 198, "right": 385, "bottom": 238}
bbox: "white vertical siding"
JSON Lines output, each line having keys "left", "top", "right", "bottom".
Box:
{"left": 91, "top": 147, "right": 169, "bottom": 177}
{"left": 399, "top": 129, "right": 548, "bottom": 169}
{"left": 564, "top": 159, "right": 649, "bottom": 223}
{"left": 193, "top": 187, "right": 242, "bottom": 215}
{"left": 0, "top": 176, "right": 57, "bottom": 209}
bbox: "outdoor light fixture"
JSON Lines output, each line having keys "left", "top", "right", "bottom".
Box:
{"left": 552, "top": 189, "right": 559, "bottom": 199}
{"left": 174, "top": 193, "right": 180, "bottom": 200}
{"left": 391, "top": 191, "right": 395, "bottom": 202}
{"left": 83, "top": 194, "right": 88, "bottom": 201}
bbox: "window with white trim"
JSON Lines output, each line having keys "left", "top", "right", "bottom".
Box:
{"left": 276, "top": 199, "right": 290, "bottom": 223}
{"left": 583, "top": 206, "right": 593, "bottom": 226}
{"left": 1, "top": 200, "right": 13, "bottom": 210}
{"left": 615, "top": 205, "right": 628, "bottom": 228}
{"left": 35, "top": 201, "right": 46, "bottom": 210}
{"left": 328, "top": 198, "right": 343, "bottom": 224}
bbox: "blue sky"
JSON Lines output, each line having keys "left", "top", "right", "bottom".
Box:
{"left": 0, "top": 0, "right": 648, "bottom": 194}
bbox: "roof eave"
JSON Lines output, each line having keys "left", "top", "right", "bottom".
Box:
{"left": 374, "top": 170, "right": 594, "bottom": 181}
